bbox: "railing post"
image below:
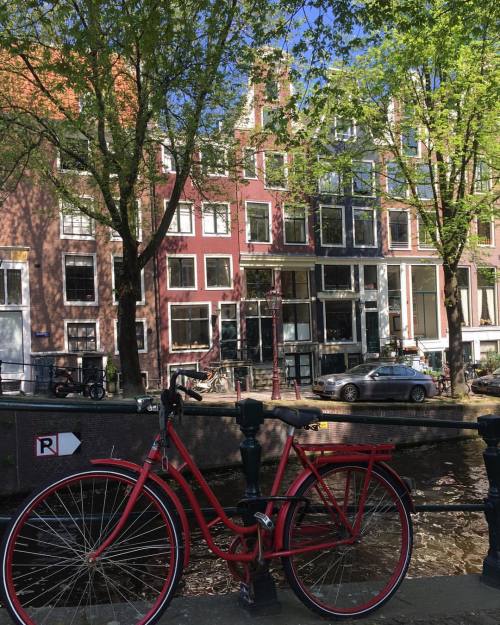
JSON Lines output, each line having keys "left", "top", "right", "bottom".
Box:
{"left": 236, "top": 398, "right": 281, "bottom": 615}
{"left": 478, "top": 414, "right": 500, "bottom": 588}
{"left": 294, "top": 379, "right": 301, "bottom": 400}
{"left": 0, "top": 360, "right": 2, "bottom": 396}
{"left": 235, "top": 379, "right": 242, "bottom": 401}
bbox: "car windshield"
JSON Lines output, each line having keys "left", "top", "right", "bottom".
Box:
{"left": 346, "top": 364, "right": 376, "bottom": 375}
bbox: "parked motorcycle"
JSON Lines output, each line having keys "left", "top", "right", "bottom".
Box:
{"left": 51, "top": 367, "right": 105, "bottom": 400}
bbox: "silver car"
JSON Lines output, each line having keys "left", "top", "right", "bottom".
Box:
{"left": 312, "top": 363, "right": 437, "bottom": 403}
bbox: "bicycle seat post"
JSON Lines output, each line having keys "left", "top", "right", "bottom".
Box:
{"left": 236, "top": 398, "right": 281, "bottom": 615}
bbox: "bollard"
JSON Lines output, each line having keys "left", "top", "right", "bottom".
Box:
{"left": 478, "top": 414, "right": 500, "bottom": 588}
{"left": 235, "top": 399, "right": 281, "bottom": 615}
{"left": 235, "top": 379, "right": 242, "bottom": 401}
{"left": 294, "top": 379, "right": 301, "bottom": 400}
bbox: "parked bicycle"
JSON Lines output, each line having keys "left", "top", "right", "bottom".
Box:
{"left": 436, "top": 365, "right": 471, "bottom": 397}
{"left": 193, "top": 366, "right": 228, "bottom": 393}
{"left": 1, "top": 369, "right": 413, "bottom": 624}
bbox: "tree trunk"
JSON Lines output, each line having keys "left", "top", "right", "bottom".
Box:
{"left": 443, "top": 265, "right": 466, "bottom": 396}
{"left": 117, "top": 244, "right": 145, "bottom": 396}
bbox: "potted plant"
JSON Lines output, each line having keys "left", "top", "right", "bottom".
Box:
{"left": 105, "top": 356, "right": 118, "bottom": 394}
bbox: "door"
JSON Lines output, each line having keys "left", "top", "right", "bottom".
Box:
{"left": 365, "top": 311, "right": 380, "bottom": 353}
{"left": 285, "top": 353, "right": 312, "bottom": 386}
{"left": 367, "top": 365, "right": 394, "bottom": 399}
{"left": 245, "top": 316, "right": 273, "bottom": 362}
{"left": 0, "top": 311, "right": 23, "bottom": 375}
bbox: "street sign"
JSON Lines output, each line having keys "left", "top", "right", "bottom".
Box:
{"left": 35, "top": 432, "right": 81, "bottom": 457}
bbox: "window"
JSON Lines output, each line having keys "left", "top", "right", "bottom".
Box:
{"left": 64, "top": 255, "right": 96, "bottom": 303}
{"left": 352, "top": 161, "right": 374, "bottom": 196}
{"left": 478, "top": 268, "right": 496, "bottom": 326}
{"left": 262, "top": 107, "right": 278, "bottom": 129}
{"left": 168, "top": 202, "right": 194, "bottom": 235}
{"left": 318, "top": 169, "right": 342, "bottom": 194}
{"left": 418, "top": 213, "right": 435, "bottom": 248}
{"left": 283, "top": 303, "right": 311, "bottom": 341}
{"left": 323, "top": 265, "right": 352, "bottom": 291}
{"left": 474, "top": 161, "right": 491, "bottom": 193}
{"left": 325, "top": 301, "right": 354, "bottom": 342}
{"left": 59, "top": 138, "right": 89, "bottom": 171}
{"left": 116, "top": 320, "right": 146, "bottom": 352}
{"left": 320, "top": 205, "right": 344, "bottom": 246}
{"left": 265, "top": 152, "right": 286, "bottom": 188}
{"left": 416, "top": 164, "right": 433, "bottom": 200}
{"left": 220, "top": 303, "right": 238, "bottom": 360}
{"left": 284, "top": 205, "right": 307, "bottom": 244}
{"left": 61, "top": 198, "right": 94, "bottom": 238}
{"left": 457, "top": 267, "right": 470, "bottom": 326}
{"left": 265, "top": 78, "right": 279, "bottom": 101}
{"left": 243, "top": 148, "right": 257, "bottom": 179}
{"left": 247, "top": 202, "right": 270, "bottom": 242}
{"left": 110, "top": 201, "right": 141, "bottom": 241}
{"left": 202, "top": 145, "right": 227, "bottom": 176}
{"left": 162, "top": 145, "right": 175, "bottom": 172}
{"left": 412, "top": 265, "right": 438, "bottom": 339}
{"left": 168, "top": 256, "right": 196, "bottom": 289}
{"left": 388, "top": 265, "right": 402, "bottom": 336}
{"left": 282, "top": 271, "right": 309, "bottom": 299}
{"left": 353, "top": 208, "right": 375, "bottom": 246}
{"left": 334, "top": 117, "right": 355, "bottom": 140}
{"left": 478, "top": 218, "right": 493, "bottom": 245}
{"left": 402, "top": 127, "right": 418, "bottom": 157}
{"left": 245, "top": 268, "right": 273, "bottom": 299}
{"left": 113, "top": 257, "right": 144, "bottom": 302}
{"left": 206, "top": 257, "right": 231, "bottom": 288}
{"left": 0, "top": 268, "right": 22, "bottom": 305}
{"left": 67, "top": 322, "right": 97, "bottom": 352}
{"left": 480, "top": 341, "right": 498, "bottom": 360}
{"left": 203, "top": 203, "right": 230, "bottom": 235}
{"left": 389, "top": 210, "right": 409, "bottom": 248}
{"left": 364, "top": 266, "right": 378, "bottom": 290}
{"left": 387, "top": 161, "right": 406, "bottom": 198}
{"left": 171, "top": 304, "right": 210, "bottom": 350}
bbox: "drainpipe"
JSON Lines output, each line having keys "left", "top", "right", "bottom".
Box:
{"left": 150, "top": 176, "right": 163, "bottom": 389}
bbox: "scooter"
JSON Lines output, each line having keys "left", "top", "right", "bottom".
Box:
{"left": 51, "top": 367, "right": 105, "bottom": 400}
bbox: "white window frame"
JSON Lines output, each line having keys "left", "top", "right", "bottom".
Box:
{"left": 388, "top": 209, "right": 411, "bottom": 250}
{"left": 245, "top": 200, "right": 272, "bottom": 244}
{"left": 62, "top": 253, "right": 98, "bottom": 306}
{"left": 218, "top": 301, "right": 240, "bottom": 357}
{"left": 319, "top": 204, "right": 346, "bottom": 247}
{"left": 110, "top": 200, "right": 143, "bottom": 242}
{"left": 400, "top": 126, "right": 421, "bottom": 159}
{"left": 323, "top": 300, "right": 357, "bottom": 344}
{"left": 204, "top": 254, "right": 233, "bottom": 290}
{"left": 322, "top": 264, "right": 354, "bottom": 292}
{"left": 352, "top": 160, "right": 375, "bottom": 197}
{"left": 416, "top": 163, "right": 434, "bottom": 201}
{"left": 201, "top": 202, "right": 231, "bottom": 237}
{"left": 167, "top": 362, "right": 198, "bottom": 378}
{"left": 417, "top": 212, "right": 436, "bottom": 250}
{"left": 263, "top": 151, "right": 287, "bottom": 190}
{"left": 477, "top": 267, "right": 498, "bottom": 326}
{"left": 243, "top": 148, "right": 258, "bottom": 180}
{"left": 477, "top": 217, "right": 495, "bottom": 248}
{"left": 168, "top": 301, "right": 212, "bottom": 353}
{"left": 334, "top": 116, "right": 356, "bottom": 141}
{"left": 352, "top": 206, "right": 377, "bottom": 249}
{"left": 283, "top": 204, "right": 308, "bottom": 245}
{"left": 166, "top": 254, "right": 197, "bottom": 291}
{"left": 114, "top": 318, "right": 147, "bottom": 354}
{"left": 386, "top": 161, "right": 408, "bottom": 199}
{"left": 64, "top": 319, "right": 100, "bottom": 353}
{"left": 457, "top": 266, "right": 471, "bottom": 327}
{"left": 60, "top": 196, "right": 95, "bottom": 240}
{"left": 161, "top": 143, "right": 176, "bottom": 173}
{"left": 201, "top": 145, "right": 228, "bottom": 177}
{"left": 111, "top": 255, "right": 145, "bottom": 305}
{"left": 166, "top": 199, "right": 195, "bottom": 237}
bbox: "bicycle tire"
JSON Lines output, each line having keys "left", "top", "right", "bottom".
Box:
{"left": 89, "top": 383, "right": 105, "bottom": 401}
{"left": 281, "top": 462, "right": 413, "bottom": 619}
{"left": 1, "top": 468, "right": 184, "bottom": 625}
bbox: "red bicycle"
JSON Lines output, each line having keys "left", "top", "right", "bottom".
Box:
{"left": 1, "top": 369, "right": 413, "bottom": 624}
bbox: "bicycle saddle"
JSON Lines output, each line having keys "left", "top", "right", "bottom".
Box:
{"left": 272, "top": 406, "right": 322, "bottom": 428}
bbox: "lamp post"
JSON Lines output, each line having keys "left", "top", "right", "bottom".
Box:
{"left": 266, "top": 289, "right": 282, "bottom": 400}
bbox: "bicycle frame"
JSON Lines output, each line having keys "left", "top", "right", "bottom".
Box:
{"left": 90, "top": 418, "right": 409, "bottom": 568}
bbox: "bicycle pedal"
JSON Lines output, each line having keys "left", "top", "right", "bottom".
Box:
{"left": 254, "top": 512, "right": 274, "bottom": 531}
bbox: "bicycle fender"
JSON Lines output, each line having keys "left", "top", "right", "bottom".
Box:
{"left": 90, "top": 458, "right": 191, "bottom": 567}
{"left": 377, "top": 461, "right": 415, "bottom": 512}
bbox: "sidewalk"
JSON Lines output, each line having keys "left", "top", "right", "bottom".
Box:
{"left": 162, "top": 575, "right": 500, "bottom": 625}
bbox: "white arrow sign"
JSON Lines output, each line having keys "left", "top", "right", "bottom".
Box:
{"left": 36, "top": 432, "right": 81, "bottom": 457}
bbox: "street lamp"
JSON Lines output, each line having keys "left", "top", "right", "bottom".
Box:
{"left": 266, "top": 288, "right": 282, "bottom": 400}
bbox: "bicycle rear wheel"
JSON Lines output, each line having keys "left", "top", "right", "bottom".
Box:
{"left": 1, "top": 468, "right": 183, "bottom": 625}
{"left": 281, "top": 462, "right": 412, "bottom": 619}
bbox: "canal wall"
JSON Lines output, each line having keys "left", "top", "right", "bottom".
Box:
{"left": 0, "top": 396, "right": 492, "bottom": 496}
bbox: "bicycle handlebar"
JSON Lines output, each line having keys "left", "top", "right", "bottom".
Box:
{"left": 178, "top": 384, "right": 203, "bottom": 401}
{"left": 178, "top": 369, "right": 209, "bottom": 381}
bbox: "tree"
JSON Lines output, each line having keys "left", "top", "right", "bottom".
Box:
{"left": 285, "top": 0, "right": 499, "bottom": 394}
{"left": 0, "top": 0, "right": 285, "bottom": 394}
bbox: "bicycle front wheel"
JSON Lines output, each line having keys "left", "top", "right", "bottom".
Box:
{"left": 1, "top": 468, "right": 183, "bottom": 625}
{"left": 282, "top": 462, "right": 412, "bottom": 619}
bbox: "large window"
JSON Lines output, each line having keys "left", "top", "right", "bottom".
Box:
{"left": 352, "top": 161, "right": 374, "bottom": 196}
{"left": 320, "top": 205, "right": 344, "bottom": 246}
{"left": 243, "top": 148, "right": 257, "bottom": 179}
{"left": 318, "top": 169, "right": 342, "bottom": 194}
{"left": 67, "top": 322, "right": 97, "bottom": 352}
{"left": 168, "top": 202, "right": 194, "bottom": 235}
{"left": 247, "top": 202, "right": 270, "bottom": 242}
{"left": 245, "top": 268, "right": 273, "bottom": 299}
{"left": 416, "top": 164, "right": 433, "bottom": 200}
{"left": 478, "top": 218, "right": 493, "bottom": 246}
{"left": 478, "top": 268, "right": 496, "bottom": 326}
{"left": 64, "top": 255, "right": 96, "bottom": 303}
{"left": 282, "top": 271, "right": 309, "bottom": 299}
{"left": 284, "top": 205, "right": 307, "bottom": 244}
{"left": 389, "top": 210, "right": 409, "bottom": 248}
{"left": 353, "top": 208, "right": 375, "bottom": 246}
{"left": 116, "top": 320, "right": 146, "bottom": 352}
{"left": 113, "top": 257, "right": 144, "bottom": 302}
{"left": 171, "top": 305, "right": 210, "bottom": 350}
{"left": 167, "top": 256, "right": 195, "bottom": 289}
{"left": 417, "top": 213, "right": 435, "bottom": 249}
{"left": 323, "top": 265, "right": 352, "bottom": 291}
{"left": 220, "top": 303, "right": 238, "bottom": 360}
{"left": 474, "top": 161, "right": 491, "bottom": 193}
{"left": 388, "top": 265, "right": 402, "bottom": 336}
{"left": 325, "top": 301, "right": 354, "bottom": 342}
{"left": 202, "top": 145, "right": 227, "bottom": 176}
{"left": 61, "top": 199, "right": 94, "bottom": 238}
{"left": 364, "top": 265, "right": 378, "bottom": 291}
{"left": 412, "top": 265, "right": 438, "bottom": 339}
{"left": 283, "top": 303, "right": 311, "bottom": 342}
{"left": 206, "top": 257, "right": 231, "bottom": 288}
{"left": 402, "top": 127, "right": 418, "bottom": 157}
{"left": 59, "top": 138, "right": 89, "bottom": 171}
{"left": 0, "top": 268, "right": 22, "bottom": 305}
{"left": 264, "top": 152, "right": 286, "bottom": 188}
{"left": 202, "top": 203, "right": 230, "bottom": 235}
{"left": 387, "top": 161, "right": 406, "bottom": 198}
{"left": 334, "top": 117, "right": 355, "bottom": 140}
{"left": 457, "top": 267, "right": 470, "bottom": 326}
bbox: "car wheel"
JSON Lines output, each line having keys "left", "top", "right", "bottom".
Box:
{"left": 342, "top": 384, "right": 359, "bottom": 403}
{"left": 410, "top": 385, "right": 426, "bottom": 403}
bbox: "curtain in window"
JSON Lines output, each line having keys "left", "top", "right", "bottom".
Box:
{"left": 459, "top": 288, "right": 470, "bottom": 326}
